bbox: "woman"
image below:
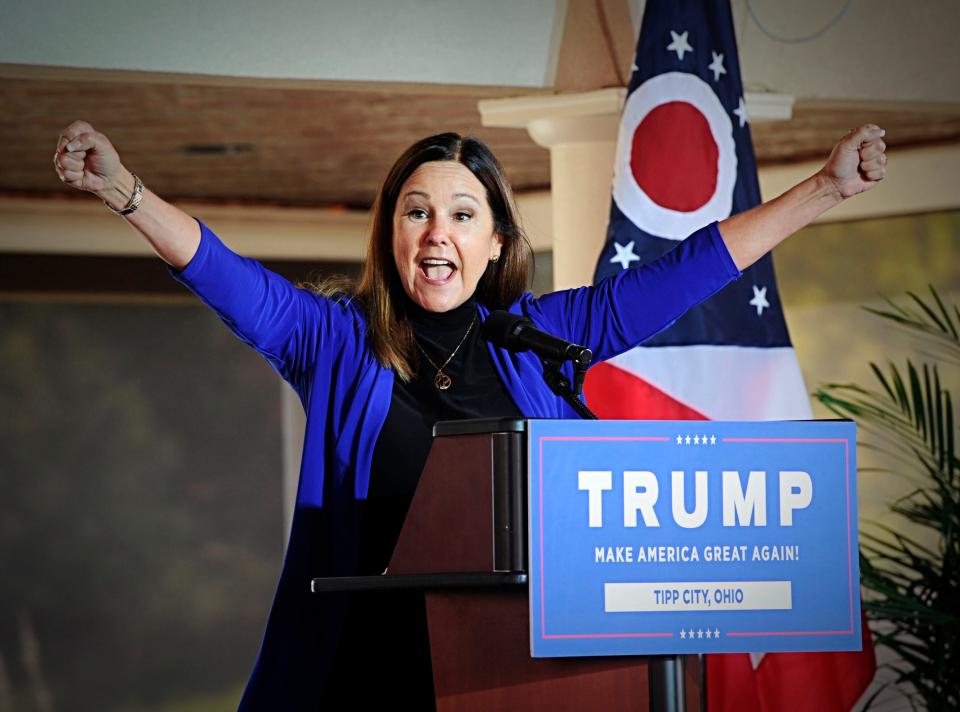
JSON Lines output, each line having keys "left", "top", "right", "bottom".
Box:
{"left": 53, "top": 121, "right": 886, "bottom": 709}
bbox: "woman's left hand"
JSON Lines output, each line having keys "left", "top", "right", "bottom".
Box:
{"left": 818, "top": 124, "right": 887, "bottom": 199}
{"left": 719, "top": 122, "right": 888, "bottom": 271}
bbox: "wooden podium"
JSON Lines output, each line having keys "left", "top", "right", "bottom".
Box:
{"left": 386, "top": 419, "right": 701, "bottom": 711}
{"left": 311, "top": 419, "right": 701, "bottom": 709}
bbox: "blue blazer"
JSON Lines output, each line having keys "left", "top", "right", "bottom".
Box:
{"left": 171, "top": 220, "right": 740, "bottom": 710}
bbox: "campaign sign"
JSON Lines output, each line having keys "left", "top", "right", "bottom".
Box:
{"left": 528, "top": 419, "right": 860, "bottom": 657}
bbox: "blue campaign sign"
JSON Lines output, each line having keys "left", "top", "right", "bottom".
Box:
{"left": 527, "top": 419, "right": 860, "bottom": 657}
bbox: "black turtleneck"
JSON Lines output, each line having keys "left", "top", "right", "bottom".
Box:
{"left": 327, "top": 296, "right": 522, "bottom": 707}
{"left": 369, "top": 295, "right": 522, "bottom": 503}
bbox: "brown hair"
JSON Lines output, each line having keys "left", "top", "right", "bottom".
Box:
{"left": 311, "top": 132, "right": 533, "bottom": 381}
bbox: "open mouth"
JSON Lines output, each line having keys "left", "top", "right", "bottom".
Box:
{"left": 419, "top": 258, "right": 457, "bottom": 283}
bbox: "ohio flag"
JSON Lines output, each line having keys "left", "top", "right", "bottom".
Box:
{"left": 585, "top": 0, "right": 807, "bottom": 421}
{"left": 582, "top": 1, "right": 876, "bottom": 710}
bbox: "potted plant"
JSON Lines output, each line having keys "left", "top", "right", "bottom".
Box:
{"left": 814, "top": 287, "right": 958, "bottom": 711}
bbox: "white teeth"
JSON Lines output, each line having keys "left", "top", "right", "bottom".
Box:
{"left": 420, "top": 257, "right": 455, "bottom": 281}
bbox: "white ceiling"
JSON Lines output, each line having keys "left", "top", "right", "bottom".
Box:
{"left": 729, "top": 0, "right": 960, "bottom": 103}
{"left": 0, "top": 0, "right": 564, "bottom": 87}
{"left": 3, "top": 0, "right": 959, "bottom": 104}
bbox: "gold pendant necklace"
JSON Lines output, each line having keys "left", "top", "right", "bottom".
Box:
{"left": 416, "top": 314, "right": 477, "bottom": 391}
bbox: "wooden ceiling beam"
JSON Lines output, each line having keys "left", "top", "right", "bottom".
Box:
{"left": 0, "top": 62, "right": 549, "bottom": 98}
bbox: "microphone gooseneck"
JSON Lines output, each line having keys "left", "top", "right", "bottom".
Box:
{"left": 482, "top": 311, "right": 597, "bottom": 419}
{"left": 481, "top": 311, "right": 593, "bottom": 367}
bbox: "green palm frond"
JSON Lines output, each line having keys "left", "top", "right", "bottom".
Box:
{"left": 863, "top": 286, "right": 960, "bottom": 366}
{"left": 814, "top": 287, "right": 959, "bottom": 711}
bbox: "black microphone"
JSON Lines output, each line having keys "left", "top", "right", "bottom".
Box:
{"left": 482, "top": 311, "right": 593, "bottom": 367}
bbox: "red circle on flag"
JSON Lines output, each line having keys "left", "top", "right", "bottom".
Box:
{"left": 630, "top": 102, "right": 718, "bottom": 212}
{"left": 613, "top": 72, "right": 736, "bottom": 240}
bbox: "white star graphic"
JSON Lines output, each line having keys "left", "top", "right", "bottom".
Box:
{"left": 697, "top": 628, "right": 704, "bottom": 639}
{"left": 710, "top": 435, "right": 716, "bottom": 445}
{"left": 708, "top": 51, "right": 726, "bottom": 82}
{"left": 680, "top": 629, "right": 687, "bottom": 639}
{"left": 733, "top": 96, "right": 749, "bottom": 127}
{"left": 749, "top": 285, "right": 770, "bottom": 316}
{"left": 701, "top": 434, "right": 708, "bottom": 444}
{"left": 693, "top": 435, "right": 700, "bottom": 445}
{"left": 667, "top": 30, "right": 693, "bottom": 60}
{"left": 609, "top": 240, "right": 640, "bottom": 270}
{"left": 676, "top": 435, "right": 683, "bottom": 444}
{"left": 685, "top": 435, "right": 691, "bottom": 445}
{"left": 714, "top": 627, "right": 721, "bottom": 638}
{"left": 704, "top": 629, "right": 712, "bottom": 639}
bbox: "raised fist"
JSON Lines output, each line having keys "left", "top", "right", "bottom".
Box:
{"left": 818, "top": 124, "right": 887, "bottom": 199}
{"left": 53, "top": 121, "right": 123, "bottom": 194}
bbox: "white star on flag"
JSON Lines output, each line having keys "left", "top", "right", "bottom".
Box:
{"left": 708, "top": 51, "right": 726, "bottom": 81}
{"left": 609, "top": 240, "right": 640, "bottom": 270}
{"left": 680, "top": 629, "right": 687, "bottom": 639}
{"left": 749, "top": 285, "right": 770, "bottom": 316}
{"left": 667, "top": 30, "right": 693, "bottom": 60}
{"left": 733, "top": 96, "right": 749, "bottom": 127}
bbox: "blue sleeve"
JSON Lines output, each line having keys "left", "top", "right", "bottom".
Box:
{"left": 169, "top": 220, "right": 348, "bottom": 391}
{"left": 528, "top": 222, "right": 741, "bottom": 363}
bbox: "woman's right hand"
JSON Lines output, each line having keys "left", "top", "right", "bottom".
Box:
{"left": 52, "top": 120, "right": 201, "bottom": 269}
{"left": 53, "top": 120, "right": 126, "bottom": 195}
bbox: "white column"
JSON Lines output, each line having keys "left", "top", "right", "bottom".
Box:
{"left": 480, "top": 88, "right": 625, "bottom": 291}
